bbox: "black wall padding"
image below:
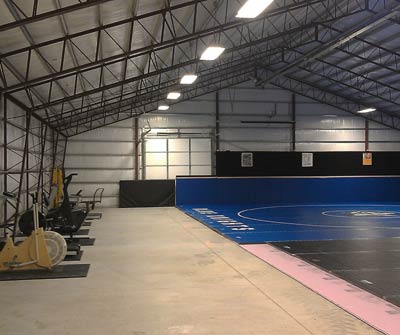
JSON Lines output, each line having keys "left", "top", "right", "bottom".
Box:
{"left": 119, "top": 180, "right": 175, "bottom": 207}
{"left": 216, "top": 151, "right": 400, "bottom": 176}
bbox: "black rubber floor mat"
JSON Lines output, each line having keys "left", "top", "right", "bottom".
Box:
{"left": 73, "top": 237, "right": 96, "bottom": 246}
{"left": 75, "top": 228, "right": 90, "bottom": 235}
{"left": 0, "top": 264, "right": 90, "bottom": 281}
{"left": 86, "top": 212, "right": 102, "bottom": 220}
{"left": 271, "top": 239, "right": 400, "bottom": 307}
{"left": 64, "top": 250, "right": 83, "bottom": 261}
{"left": 62, "top": 229, "right": 90, "bottom": 236}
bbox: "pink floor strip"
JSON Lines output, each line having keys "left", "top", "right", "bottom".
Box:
{"left": 242, "top": 244, "right": 400, "bottom": 335}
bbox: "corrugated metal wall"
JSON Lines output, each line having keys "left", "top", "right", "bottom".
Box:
{"left": 65, "top": 83, "right": 400, "bottom": 207}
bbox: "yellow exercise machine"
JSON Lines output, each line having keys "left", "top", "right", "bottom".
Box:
{"left": 0, "top": 193, "right": 67, "bottom": 272}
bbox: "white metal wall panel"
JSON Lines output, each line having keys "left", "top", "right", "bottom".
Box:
{"left": 146, "top": 152, "right": 167, "bottom": 166}
{"left": 369, "top": 130, "right": 400, "bottom": 142}
{"left": 69, "top": 183, "right": 119, "bottom": 196}
{"left": 221, "top": 141, "right": 290, "bottom": 151}
{"left": 70, "top": 169, "right": 134, "bottom": 182}
{"left": 65, "top": 156, "right": 134, "bottom": 169}
{"left": 370, "top": 143, "right": 400, "bottom": 151}
{"left": 169, "top": 152, "right": 189, "bottom": 165}
{"left": 297, "top": 129, "right": 365, "bottom": 142}
{"left": 144, "top": 137, "right": 212, "bottom": 180}
{"left": 169, "top": 166, "right": 190, "bottom": 178}
{"left": 296, "top": 143, "right": 365, "bottom": 151}
{"left": 71, "top": 127, "right": 133, "bottom": 141}
{"left": 63, "top": 82, "right": 400, "bottom": 208}
{"left": 191, "top": 138, "right": 212, "bottom": 151}
{"left": 146, "top": 166, "right": 167, "bottom": 179}
{"left": 145, "top": 139, "right": 167, "bottom": 152}
{"left": 168, "top": 139, "right": 189, "bottom": 152}
{"left": 68, "top": 141, "right": 134, "bottom": 155}
{"left": 191, "top": 166, "right": 212, "bottom": 175}
{"left": 65, "top": 119, "right": 136, "bottom": 208}
{"left": 191, "top": 152, "right": 211, "bottom": 165}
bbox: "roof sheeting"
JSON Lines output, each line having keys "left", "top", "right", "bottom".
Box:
{"left": 1, "top": 0, "right": 400, "bottom": 136}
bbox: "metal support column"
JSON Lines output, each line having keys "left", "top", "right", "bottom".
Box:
{"left": 13, "top": 112, "right": 32, "bottom": 239}
{"left": 37, "top": 124, "right": 48, "bottom": 211}
{"left": 2, "top": 94, "right": 7, "bottom": 236}
{"left": 291, "top": 93, "right": 296, "bottom": 151}
{"left": 134, "top": 118, "right": 139, "bottom": 180}
{"left": 216, "top": 91, "right": 220, "bottom": 151}
{"left": 365, "top": 119, "right": 369, "bottom": 151}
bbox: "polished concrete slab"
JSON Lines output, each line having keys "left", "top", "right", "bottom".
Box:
{"left": 0, "top": 207, "right": 383, "bottom": 335}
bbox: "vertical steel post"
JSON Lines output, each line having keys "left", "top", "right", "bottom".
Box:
{"left": 2, "top": 94, "right": 8, "bottom": 234}
{"left": 50, "top": 130, "right": 59, "bottom": 193}
{"left": 26, "top": 117, "right": 30, "bottom": 210}
{"left": 365, "top": 119, "right": 369, "bottom": 151}
{"left": 62, "top": 136, "right": 68, "bottom": 169}
{"left": 13, "top": 111, "right": 32, "bottom": 239}
{"left": 291, "top": 93, "right": 296, "bottom": 152}
{"left": 37, "top": 124, "right": 48, "bottom": 211}
{"left": 134, "top": 117, "right": 139, "bottom": 180}
{"left": 215, "top": 91, "right": 220, "bottom": 151}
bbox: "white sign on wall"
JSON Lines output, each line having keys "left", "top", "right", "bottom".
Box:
{"left": 241, "top": 152, "right": 253, "bottom": 167}
{"left": 302, "top": 153, "right": 313, "bottom": 167}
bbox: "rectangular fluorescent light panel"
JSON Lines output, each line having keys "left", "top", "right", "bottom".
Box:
{"left": 200, "top": 46, "right": 225, "bottom": 60}
{"left": 357, "top": 108, "right": 376, "bottom": 114}
{"left": 236, "top": 0, "right": 274, "bottom": 18}
{"left": 180, "top": 74, "right": 198, "bottom": 85}
{"left": 167, "top": 92, "right": 181, "bottom": 100}
{"left": 158, "top": 105, "right": 169, "bottom": 111}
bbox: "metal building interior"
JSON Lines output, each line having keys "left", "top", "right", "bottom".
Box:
{"left": 1, "top": 0, "right": 400, "bottom": 334}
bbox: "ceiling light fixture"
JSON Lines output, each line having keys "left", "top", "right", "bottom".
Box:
{"left": 200, "top": 46, "right": 225, "bottom": 60}
{"left": 158, "top": 105, "right": 169, "bottom": 111}
{"left": 180, "top": 74, "right": 198, "bottom": 85}
{"left": 236, "top": 0, "right": 274, "bottom": 18}
{"left": 167, "top": 92, "right": 181, "bottom": 100}
{"left": 357, "top": 108, "right": 376, "bottom": 114}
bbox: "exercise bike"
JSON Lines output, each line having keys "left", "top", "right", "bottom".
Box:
{"left": 18, "top": 174, "right": 87, "bottom": 255}
{"left": 0, "top": 192, "right": 67, "bottom": 271}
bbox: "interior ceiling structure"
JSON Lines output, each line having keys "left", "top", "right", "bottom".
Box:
{"left": 1, "top": 0, "right": 400, "bottom": 137}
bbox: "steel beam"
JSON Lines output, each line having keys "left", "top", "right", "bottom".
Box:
{"left": 257, "top": 3, "right": 400, "bottom": 87}
{"left": 267, "top": 73, "right": 400, "bottom": 130}
{"left": 3, "top": 0, "right": 357, "bottom": 94}
{"left": 0, "top": 0, "right": 116, "bottom": 32}
{"left": 29, "top": 25, "right": 318, "bottom": 113}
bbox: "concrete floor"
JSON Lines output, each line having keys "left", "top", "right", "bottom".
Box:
{"left": 0, "top": 207, "right": 382, "bottom": 335}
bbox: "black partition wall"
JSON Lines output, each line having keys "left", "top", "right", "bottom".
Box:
{"left": 216, "top": 151, "right": 400, "bottom": 176}
{"left": 120, "top": 180, "right": 175, "bottom": 207}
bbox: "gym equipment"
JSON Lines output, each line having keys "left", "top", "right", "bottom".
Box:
{"left": 19, "top": 173, "right": 87, "bottom": 237}
{"left": 80, "top": 187, "right": 104, "bottom": 213}
{"left": 0, "top": 193, "right": 66, "bottom": 271}
{"left": 18, "top": 174, "right": 86, "bottom": 257}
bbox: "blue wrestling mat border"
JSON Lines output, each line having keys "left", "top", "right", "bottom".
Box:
{"left": 178, "top": 204, "right": 400, "bottom": 243}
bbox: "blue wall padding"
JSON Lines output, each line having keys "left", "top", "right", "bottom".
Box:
{"left": 176, "top": 177, "right": 400, "bottom": 206}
